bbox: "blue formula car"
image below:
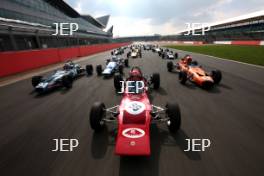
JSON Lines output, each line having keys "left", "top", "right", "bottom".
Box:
{"left": 31, "top": 61, "right": 93, "bottom": 94}
{"left": 96, "top": 56, "right": 129, "bottom": 78}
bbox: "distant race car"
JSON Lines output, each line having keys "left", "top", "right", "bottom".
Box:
{"left": 143, "top": 45, "right": 152, "bottom": 50}
{"left": 111, "top": 47, "right": 125, "bottom": 55}
{"left": 89, "top": 67, "right": 181, "bottom": 156}
{"left": 129, "top": 48, "right": 142, "bottom": 58}
{"left": 96, "top": 56, "right": 129, "bottom": 77}
{"left": 161, "top": 49, "right": 178, "bottom": 59}
{"left": 167, "top": 55, "right": 222, "bottom": 89}
{"left": 153, "top": 47, "right": 161, "bottom": 53}
{"left": 32, "top": 61, "right": 93, "bottom": 93}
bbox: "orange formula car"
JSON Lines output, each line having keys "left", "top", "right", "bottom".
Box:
{"left": 167, "top": 55, "right": 222, "bottom": 89}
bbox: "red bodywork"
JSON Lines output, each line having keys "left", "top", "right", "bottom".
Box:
{"left": 115, "top": 68, "right": 152, "bottom": 156}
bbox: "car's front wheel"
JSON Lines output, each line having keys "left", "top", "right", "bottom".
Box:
{"left": 167, "top": 61, "right": 173, "bottom": 72}
{"left": 96, "top": 65, "right": 102, "bottom": 76}
{"left": 118, "top": 65, "right": 124, "bottom": 74}
{"left": 166, "top": 102, "right": 181, "bottom": 132}
{"left": 124, "top": 59, "right": 129, "bottom": 67}
{"left": 86, "top": 65, "right": 93, "bottom": 75}
{"left": 179, "top": 71, "right": 187, "bottom": 84}
{"left": 32, "top": 76, "right": 43, "bottom": 87}
{"left": 114, "top": 75, "right": 124, "bottom": 92}
{"left": 62, "top": 75, "right": 73, "bottom": 88}
{"left": 211, "top": 70, "right": 222, "bottom": 84}
{"left": 152, "top": 73, "right": 160, "bottom": 89}
{"left": 90, "top": 102, "right": 106, "bottom": 131}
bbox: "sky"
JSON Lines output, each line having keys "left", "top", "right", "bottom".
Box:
{"left": 65, "top": 0, "right": 264, "bottom": 37}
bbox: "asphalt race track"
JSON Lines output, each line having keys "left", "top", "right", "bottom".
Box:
{"left": 0, "top": 47, "right": 264, "bottom": 176}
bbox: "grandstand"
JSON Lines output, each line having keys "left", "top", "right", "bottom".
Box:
{"left": 0, "top": 0, "right": 113, "bottom": 52}
{"left": 115, "top": 11, "right": 264, "bottom": 44}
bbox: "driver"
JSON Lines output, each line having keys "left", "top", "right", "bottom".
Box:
{"left": 182, "top": 55, "right": 192, "bottom": 65}
{"left": 127, "top": 67, "right": 147, "bottom": 84}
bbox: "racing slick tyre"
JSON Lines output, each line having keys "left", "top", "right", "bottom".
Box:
{"left": 211, "top": 70, "right": 222, "bottom": 84}
{"left": 192, "top": 60, "right": 198, "bottom": 66}
{"left": 62, "top": 75, "right": 73, "bottom": 88}
{"left": 166, "top": 102, "right": 181, "bottom": 132}
{"left": 106, "top": 59, "right": 110, "bottom": 65}
{"left": 174, "top": 53, "right": 178, "bottom": 59}
{"left": 152, "top": 73, "right": 160, "bottom": 89}
{"left": 114, "top": 75, "right": 124, "bottom": 92}
{"left": 96, "top": 65, "right": 102, "bottom": 76}
{"left": 162, "top": 53, "right": 165, "bottom": 59}
{"left": 32, "top": 76, "right": 43, "bottom": 87}
{"left": 127, "top": 52, "right": 131, "bottom": 58}
{"left": 86, "top": 65, "right": 93, "bottom": 75}
{"left": 179, "top": 71, "right": 187, "bottom": 84}
{"left": 167, "top": 61, "right": 173, "bottom": 72}
{"left": 124, "top": 59, "right": 129, "bottom": 67}
{"left": 90, "top": 102, "right": 106, "bottom": 131}
{"left": 118, "top": 65, "right": 124, "bottom": 74}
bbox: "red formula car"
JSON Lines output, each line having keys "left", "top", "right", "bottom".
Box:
{"left": 89, "top": 67, "right": 181, "bottom": 156}
{"left": 167, "top": 55, "right": 222, "bottom": 89}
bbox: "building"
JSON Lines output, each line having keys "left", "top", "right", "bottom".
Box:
{"left": 0, "top": 0, "right": 113, "bottom": 52}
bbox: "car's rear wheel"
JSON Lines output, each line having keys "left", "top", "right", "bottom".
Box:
{"left": 167, "top": 61, "right": 173, "bottom": 72}
{"left": 174, "top": 53, "right": 178, "bottom": 59}
{"left": 86, "top": 65, "right": 93, "bottom": 75}
{"left": 114, "top": 75, "right": 124, "bottom": 92}
{"left": 152, "top": 73, "right": 160, "bottom": 89}
{"left": 62, "top": 75, "right": 73, "bottom": 88}
{"left": 179, "top": 71, "right": 187, "bottom": 84}
{"left": 32, "top": 76, "right": 43, "bottom": 87}
{"left": 96, "top": 65, "right": 102, "bottom": 76}
{"left": 211, "top": 70, "right": 222, "bottom": 84}
{"left": 124, "top": 59, "right": 129, "bottom": 67}
{"left": 166, "top": 102, "right": 181, "bottom": 132}
{"left": 90, "top": 102, "right": 106, "bottom": 131}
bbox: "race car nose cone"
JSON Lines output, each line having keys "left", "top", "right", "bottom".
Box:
{"left": 202, "top": 81, "right": 214, "bottom": 90}
{"left": 130, "top": 141, "right": 136, "bottom": 146}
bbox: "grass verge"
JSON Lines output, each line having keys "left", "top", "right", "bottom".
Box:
{"left": 165, "top": 45, "right": 264, "bottom": 66}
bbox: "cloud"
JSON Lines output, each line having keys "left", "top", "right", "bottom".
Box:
{"left": 65, "top": 0, "right": 264, "bottom": 37}
{"left": 74, "top": 1, "right": 83, "bottom": 13}
{"left": 109, "top": 17, "right": 179, "bottom": 37}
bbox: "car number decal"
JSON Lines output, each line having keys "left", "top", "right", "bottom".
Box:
{"left": 125, "top": 101, "right": 146, "bottom": 115}
{"left": 122, "top": 128, "right": 145, "bottom": 138}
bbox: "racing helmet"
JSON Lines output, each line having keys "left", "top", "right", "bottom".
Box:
{"left": 129, "top": 67, "right": 142, "bottom": 80}
{"left": 63, "top": 63, "right": 71, "bottom": 70}
{"left": 185, "top": 55, "right": 192, "bottom": 64}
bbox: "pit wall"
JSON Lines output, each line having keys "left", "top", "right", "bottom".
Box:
{"left": 0, "top": 42, "right": 129, "bottom": 77}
